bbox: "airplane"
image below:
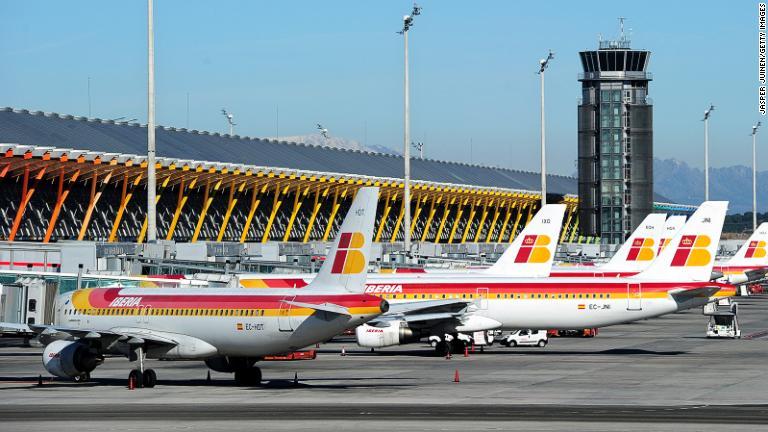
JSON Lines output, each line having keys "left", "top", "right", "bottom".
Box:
{"left": 238, "top": 202, "right": 732, "bottom": 353}
{"left": 712, "top": 222, "right": 768, "bottom": 285}
{"left": 0, "top": 187, "right": 386, "bottom": 387}
{"left": 549, "top": 213, "right": 668, "bottom": 277}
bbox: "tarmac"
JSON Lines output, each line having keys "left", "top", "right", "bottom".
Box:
{"left": 2, "top": 295, "right": 768, "bottom": 430}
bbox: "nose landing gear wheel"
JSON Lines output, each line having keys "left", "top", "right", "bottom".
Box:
{"left": 234, "top": 367, "right": 262, "bottom": 386}
{"left": 142, "top": 369, "right": 157, "bottom": 388}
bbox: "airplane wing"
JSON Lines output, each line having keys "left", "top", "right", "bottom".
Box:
{"left": 368, "top": 299, "right": 471, "bottom": 328}
{"left": 0, "top": 322, "right": 179, "bottom": 351}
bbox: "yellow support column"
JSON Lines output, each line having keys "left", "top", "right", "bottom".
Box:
{"left": 166, "top": 177, "right": 195, "bottom": 241}
{"left": 448, "top": 198, "right": 469, "bottom": 244}
{"left": 525, "top": 203, "right": 535, "bottom": 223}
{"left": 217, "top": 181, "right": 247, "bottom": 242}
{"left": 473, "top": 198, "right": 492, "bottom": 242}
{"left": 409, "top": 195, "right": 426, "bottom": 239}
{"left": 192, "top": 178, "right": 222, "bottom": 242}
{"left": 568, "top": 217, "right": 580, "bottom": 242}
{"left": 138, "top": 172, "right": 172, "bottom": 243}
{"left": 484, "top": 199, "right": 503, "bottom": 243}
{"left": 261, "top": 183, "right": 288, "bottom": 243}
{"left": 108, "top": 172, "right": 143, "bottom": 242}
{"left": 374, "top": 191, "right": 395, "bottom": 242}
{"left": 302, "top": 187, "right": 326, "bottom": 243}
{"left": 389, "top": 196, "right": 407, "bottom": 243}
{"left": 282, "top": 186, "right": 309, "bottom": 242}
{"left": 322, "top": 187, "right": 348, "bottom": 242}
{"left": 420, "top": 195, "right": 441, "bottom": 242}
{"left": 560, "top": 206, "right": 575, "bottom": 243}
{"left": 459, "top": 198, "right": 478, "bottom": 244}
{"left": 508, "top": 203, "right": 528, "bottom": 243}
{"left": 497, "top": 201, "right": 517, "bottom": 243}
{"left": 240, "top": 182, "right": 264, "bottom": 243}
{"left": 434, "top": 197, "right": 455, "bottom": 244}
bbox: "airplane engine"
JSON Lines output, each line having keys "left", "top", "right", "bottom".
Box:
{"left": 42, "top": 340, "right": 103, "bottom": 379}
{"left": 355, "top": 321, "right": 420, "bottom": 348}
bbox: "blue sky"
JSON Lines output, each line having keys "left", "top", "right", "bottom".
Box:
{"left": 0, "top": 1, "right": 762, "bottom": 175}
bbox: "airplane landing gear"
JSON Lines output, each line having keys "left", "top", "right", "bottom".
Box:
{"left": 128, "top": 345, "right": 157, "bottom": 388}
{"left": 234, "top": 367, "right": 262, "bottom": 386}
{"left": 73, "top": 372, "right": 90, "bottom": 382}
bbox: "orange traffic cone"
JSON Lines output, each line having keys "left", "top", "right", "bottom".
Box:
{"left": 128, "top": 375, "right": 135, "bottom": 390}
{"left": 464, "top": 346, "right": 469, "bottom": 357}
{"left": 454, "top": 369, "right": 460, "bottom": 383}
{"left": 445, "top": 349, "right": 451, "bottom": 360}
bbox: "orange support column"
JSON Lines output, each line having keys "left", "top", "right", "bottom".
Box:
{"left": 78, "top": 170, "right": 114, "bottom": 240}
{"left": 240, "top": 182, "right": 264, "bottom": 243}
{"left": 9, "top": 165, "right": 47, "bottom": 241}
{"left": 108, "top": 172, "right": 143, "bottom": 242}
{"left": 44, "top": 168, "right": 80, "bottom": 242}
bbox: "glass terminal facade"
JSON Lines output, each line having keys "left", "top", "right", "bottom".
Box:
{"left": 577, "top": 38, "right": 653, "bottom": 244}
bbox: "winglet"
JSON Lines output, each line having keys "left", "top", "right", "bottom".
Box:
{"left": 484, "top": 204, "right": 566, "bottom": 277}
{"left": 726, "top": 222, "right": 768, "bottom": 267}
{"left": 305, "top": 187, "right": 379, "bottom": 293}
{"left": 633, "top": 201, "right": 728, "bottom": 282}
{"left": 601, "top": 213, "right": 666, "bottom": 272}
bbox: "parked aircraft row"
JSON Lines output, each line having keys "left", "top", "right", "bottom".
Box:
{"left": 1, "top": 186, "right": 766, "bottom": 388}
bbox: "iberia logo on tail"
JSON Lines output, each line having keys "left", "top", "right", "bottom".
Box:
{"left": 671, "top": 235, "right": 712, "bottom": 267}
{"left": 745, "top": 240, "right": 767, "bottom": 259}
{"left": 626, "top": 238, "right": 655, "bottom": 261}
{"left": 331, "top": 232, "right": 366, "bottom": 274}
{"left": 514, "top": 235, "right": 552, "bottom": 264}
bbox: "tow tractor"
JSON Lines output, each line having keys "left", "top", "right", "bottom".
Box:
{"left": 704, "top": 298, "right": 741, "bottom": 339}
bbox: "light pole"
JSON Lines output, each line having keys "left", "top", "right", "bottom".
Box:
{"left": 752, "top": 121, "right": 761, "bottom": 231}
{"left": 538, "top": 50, "right": 554, "bottom": 208}
{"left": 412, "top": 141, "right": 424, "bottom": 159}
{"left": 221, "top": 109, "right": 236, "bottom": 136}
{"left": 400, "top": 3, "right": 421, "bottom": 255}
{"left": 702, "top": 104, "right": 715, "bottom": 201}
{"left": 146, "top": 0, "right": 157, "bottom": 243}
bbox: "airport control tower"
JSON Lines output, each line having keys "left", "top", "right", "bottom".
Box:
{"left": 577, "top": 22, "right": 653, "bottom": 244}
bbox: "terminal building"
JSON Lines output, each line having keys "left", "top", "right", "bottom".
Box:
{"left": 0, "top": 105, "right": 687, "bottom": 266}
{"left": 577, "top": 30, "right": 654, "bottom": 244}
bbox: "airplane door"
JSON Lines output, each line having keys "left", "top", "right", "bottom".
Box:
{"left": 627, "top": 283, "right": 642, "bottom": 311}
{"left": 278, "top": 296, "right": 295, "bottom": 332}
{"left": 476, "top": 288, "right": 489, "bottom": 310}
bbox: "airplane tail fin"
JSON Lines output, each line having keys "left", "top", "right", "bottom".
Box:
{"left": 632, "top": 201, "right": 728, "bottom": 282}
{"left": 657, "top": 215, "right": 687, "bottom": 255}
{"left": 600, "top": 213, "right": 666, "bottom": 272}
{"left": 484, "top": 204, "right": 566, "bottom": 277}
{"left": 305, "top": 187, "right": 379, "bottom": 293}
{"left": 726, "top": 222, "right": 768, "bottom": 266}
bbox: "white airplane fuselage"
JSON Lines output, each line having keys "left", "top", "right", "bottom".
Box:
{"left": 55, "top": 287, "right": 384, "bottom": 358}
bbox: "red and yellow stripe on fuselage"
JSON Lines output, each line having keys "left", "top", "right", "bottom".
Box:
{"left": 70, "top": 288, "right": 382, "bottom": 317}
{"left": 239, "top": 277, "right": 728, "bottom": 302}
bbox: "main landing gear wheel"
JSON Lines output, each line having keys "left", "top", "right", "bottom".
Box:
{"left": 142, "top": 369, "right": 157, "bottom": 388}
{"left": 234, "top": 367, "right": 262, "bottom": 386}
{"left": 129, "top": 369, "right": 144, "bottom": 388}
{"left": 73, "top": 372, "right": 90, "bottom": 383}
{"left": 434, "top": 341, "right": 449, "bottom": 356}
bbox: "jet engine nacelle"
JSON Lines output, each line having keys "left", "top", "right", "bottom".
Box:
{"left": 455, "top": 315, "right": 502, "bottom": 333}
{"left": 42, "top": 340, "right": 103, "bottom": 379}
{"left": 355, "top": 321, "right": 420, "bottom": 348}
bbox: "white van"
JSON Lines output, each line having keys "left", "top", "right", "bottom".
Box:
{"left": 500, "top": 329, "right": 548, "bottom": 347}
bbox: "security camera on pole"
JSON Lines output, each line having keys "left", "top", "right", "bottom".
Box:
{"left": 399, "top": 3, "right": 421, "bottom": 257}
{"left": 702, "top": 104, "right": 715, "bottom": 201}
{"left": 538, "top": 50, "right": 554, "bottom": 208}
{"left": 752, "top": 121, "right": 761, "bottom": 231}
